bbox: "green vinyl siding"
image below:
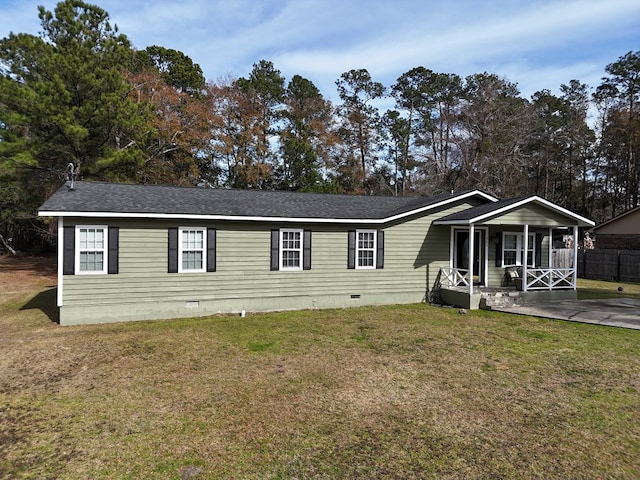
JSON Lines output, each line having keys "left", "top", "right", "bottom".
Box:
{"left": 59, "top": 199, "right": 483, "bottom": 324}
{"left": 480, "top": 203, "right": 578, "bottom": 227}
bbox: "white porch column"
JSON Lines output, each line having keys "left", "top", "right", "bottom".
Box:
{"left": 548, "top": 228, "right": 553, "bottom": 269}
{"left": 522, "top": 224, "right": 529, "bottom": 292}
{"left": 548, "top": 227, "right": 553, "bottom": 290}
{"left": 468, "top": 224, "right": 475, "bottom": 296}
{"left": 573, "top": 225, "right": 579, "bottom": 289}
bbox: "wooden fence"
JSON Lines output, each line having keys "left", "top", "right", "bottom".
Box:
{"left": 578, "top": 249, "right": 640, "bottom": 283}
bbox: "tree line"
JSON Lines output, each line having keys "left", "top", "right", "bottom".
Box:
{"left": 1, "top": 1, "right": 638, "bottom": 251}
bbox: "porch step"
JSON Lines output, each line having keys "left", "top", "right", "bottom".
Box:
{"left": 480, "top": 290, "right": 525, "bottom": 310}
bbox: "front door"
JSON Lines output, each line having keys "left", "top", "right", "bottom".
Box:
{"left": 454, "top": 229, "right": 486, "bottom": 285}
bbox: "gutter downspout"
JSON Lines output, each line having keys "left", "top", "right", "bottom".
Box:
{"left": 57, "top": 217, "right": 63, "bottom": 307}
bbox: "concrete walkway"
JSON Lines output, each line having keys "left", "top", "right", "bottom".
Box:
{"left": 494, "top": 297, "right": 640, "bottom": 330}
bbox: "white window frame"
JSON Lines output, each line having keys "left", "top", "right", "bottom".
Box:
{"left": 279, "top": 228, "right": 303, "bottom": 271}
{"left": 178, "top": 227, "right": 206, "bottom": 273}
{"left": 75, "top": 225, "right": 108, "bottom": 275}
{"left": 502, "top": 232, "right": 535, "bottom": 268}
{"left": 356, "top": 229, "right": 377, "bottom": 269}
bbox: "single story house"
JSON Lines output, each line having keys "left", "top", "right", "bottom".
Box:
{"left": 38, "top": 181, "right": 594, "bottom": 325}
{"left": 592, "top": 206, "right": 640, "bottom": 249}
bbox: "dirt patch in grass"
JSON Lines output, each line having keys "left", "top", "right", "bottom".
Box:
{"left": 1, "top": 258, "right": 640, "bottom": 479}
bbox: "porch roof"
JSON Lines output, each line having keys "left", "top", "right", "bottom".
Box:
{"left": 433, "top": 195, "right": 594, "bottom": 227}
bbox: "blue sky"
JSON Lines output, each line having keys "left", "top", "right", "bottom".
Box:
{"left": 0, "top": 0, "right": 638, "bottom": 103}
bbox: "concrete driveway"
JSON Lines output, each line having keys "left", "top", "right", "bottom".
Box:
{"left": 494, "top": 297, "right": 640, "bottom": 330}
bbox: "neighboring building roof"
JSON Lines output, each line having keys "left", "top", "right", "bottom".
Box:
{"left": 38, "top": 181, "right": 497, "bottom": 224}
{"left": 433, "top": 195, "right": 595, "bottom": 227}
{"left": 592, "top": 206, "right": 640, "bottom": 234}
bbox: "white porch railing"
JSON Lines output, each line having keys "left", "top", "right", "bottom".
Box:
{"left": 524, "top": 268, "right": 575, "bottom": 290}
{"left": 438, "top": 267, "right": 470, "bottom": 288}
{"left": 437, "top": 267, "right": 576, "bottom": 291}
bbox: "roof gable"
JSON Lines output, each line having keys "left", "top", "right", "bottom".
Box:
{"left": 433, "top": 195, "right": 594, "bottom": 227}
{"left": 592, "top": 206, "right": 640, "bottom": 233}
{"left": 38, "top": 181, "right": 497, "bottom": 224}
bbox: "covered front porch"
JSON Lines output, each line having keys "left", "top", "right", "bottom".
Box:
{"left": 430, "top": 196, "right": 595, "bottom": 310}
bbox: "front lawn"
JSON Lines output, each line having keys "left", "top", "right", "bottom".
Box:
{"left": 1, "top": 257, "right": 639, "bottom": 479}
{"left": 577, "top": 277, "right": 640, "bottom": 299}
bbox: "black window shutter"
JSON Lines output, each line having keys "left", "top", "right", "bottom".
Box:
{"left": 207, "top": 228, "right": 216, "bottom": 272}
{"left": 108, "top": 227, "right": 119, "bottom": 274}
{"left": 63, "top": 225, "right": 75, "bottom": 275}
{"left": 495, "top": 232, "right": 502, "bottom": 267}
{"left": 376, "top": 230, "right": 384, "bottom": 269}
{"left": 535, "top": 233, "right": 543, "bottom": 267}
{"left": 303, "top": 230, "right": 312, "bottom": 270}
{"left": 270, "top": 229, "right": 279, "bottom": 271}
{"left": 347, "top": 230, "right": 356, "bottom": 269}
{"left": 168, "top": 227, "right": 178, "bottom": 273}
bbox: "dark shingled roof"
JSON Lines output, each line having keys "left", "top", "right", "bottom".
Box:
{"left": 39, "top": 181, "right": 487, "bottom": 221}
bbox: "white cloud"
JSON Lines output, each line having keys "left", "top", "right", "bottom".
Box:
{"left": 271, "top": 0, "right": 639, "bottom": 98}
{"left": 1, "top": 0, "right": 638, "bottom": 100}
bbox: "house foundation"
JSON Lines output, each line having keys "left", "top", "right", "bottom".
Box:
{"left": 438, "top": 286, "right": 578, "bottom": 311}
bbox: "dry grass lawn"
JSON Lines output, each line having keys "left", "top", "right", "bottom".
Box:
{"left": 1, "top": 255, "right": 640, "bottom": 479}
